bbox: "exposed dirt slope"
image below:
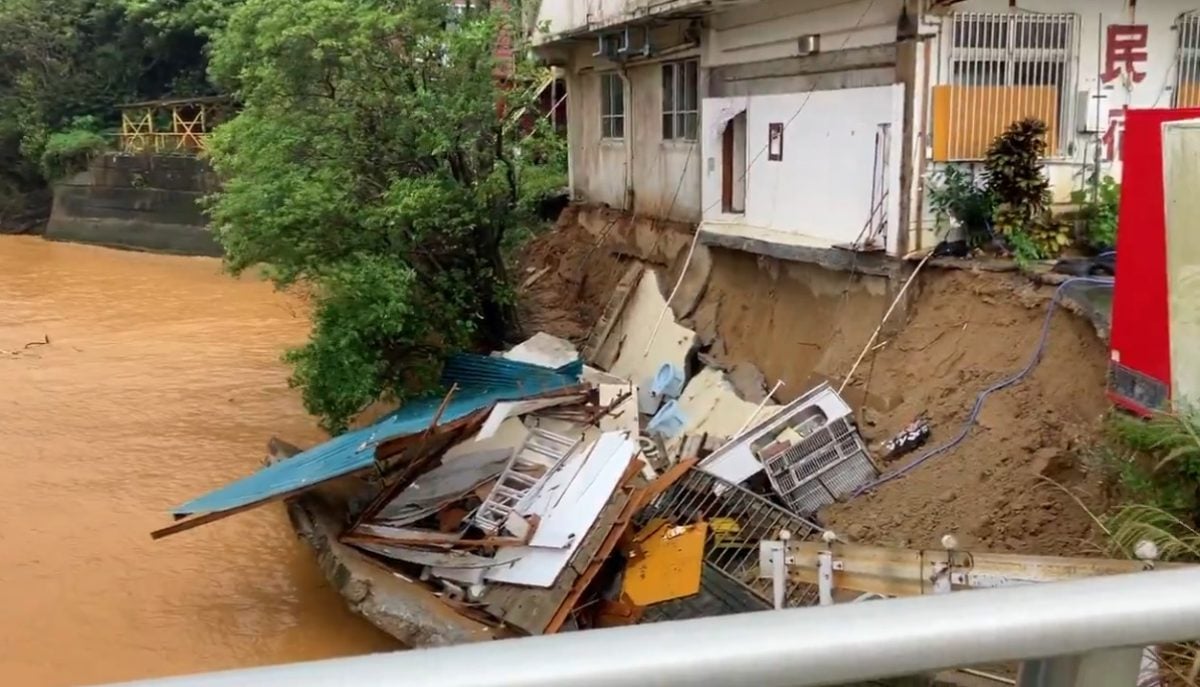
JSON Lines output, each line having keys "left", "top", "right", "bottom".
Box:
{"left": 515, "top": 208, "right": 630, "bottom": 344}
{"left": 817, "top": 270, "right": 1110, "bottom": 555}
{"left": 518, "top": 217, "right": 1111, "bottom": 556}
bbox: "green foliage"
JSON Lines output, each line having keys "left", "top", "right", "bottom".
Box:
{"left": 40, "top": 118, "right": 110, "bottom": 180}
{"left": 1104, "top": 410, "right": 1200, "bottom": 520}
{"left": 206, "top": 0, "right": 564, "bottom": 431}
{"left": 984, "top": 118, "right": 1070, "bottom": 261}
{"left": 0, "top": 0, "right": 226, "bottom": 211}
{"left": 1071, "top": 175, "right": 1120, "bottom": 251}
{"left": 284, "top": 255, "right": 474, "bottom": 433}
{"left": 927, "top": 166, "right": 995, "bottom": 248}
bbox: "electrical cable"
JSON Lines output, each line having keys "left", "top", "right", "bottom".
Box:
{"left": 852, "top": 275, "right": 1116, "bottom": 496}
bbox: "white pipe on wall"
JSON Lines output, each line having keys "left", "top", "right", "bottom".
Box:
{"left": 101, "top": 568, "right": 1200, "bottom": 687}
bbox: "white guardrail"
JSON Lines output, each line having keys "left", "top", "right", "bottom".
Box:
{"left": 100, "top": 567, "right": 1200, "bottom": 687}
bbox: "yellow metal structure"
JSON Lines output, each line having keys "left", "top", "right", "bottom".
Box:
{"left": 118, "top": 96, "right": 228, "bottom": 155}
{"left": 622, "top": 521, "right": 708, "bottom": 607}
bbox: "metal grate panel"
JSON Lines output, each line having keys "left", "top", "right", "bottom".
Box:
{"left": 762, "top": 417, "right": 878, "bottom": 516}
{"left": 637, "top": 469, "right": 821, "bottom": 609}
{"left": 1176, "top": 12, "right": 1200, "bottom": 107}
{"left": 939, "top": 11, "right": 1080, "bottom": 159}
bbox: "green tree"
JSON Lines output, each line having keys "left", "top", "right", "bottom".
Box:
{"left": 205, "top": 0, "right": 564, "bottom": 432}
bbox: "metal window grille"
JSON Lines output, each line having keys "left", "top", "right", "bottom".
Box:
{"left": 636, "top": 468, "right": 821, "bottom": 609}
{"left": 939, "top": 11, "right": 1079, "bottom": 160}
{"left": 601, "top": 72, "right": 625, "bottom": 139}
{"left": 661, "top": 60, "right": 698, "bottom": 140}
{"left": 761, "top": 417, "right": 878, "bottom": 516}
{"left": 1175, "top": 13, "right": 1200, "bottom": 108}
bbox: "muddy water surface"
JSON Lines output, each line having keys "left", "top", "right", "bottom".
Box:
{"left": 0, "top": 237, "right": 396, "bottom": 686}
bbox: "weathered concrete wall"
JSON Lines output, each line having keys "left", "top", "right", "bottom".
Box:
{"left": 45, "top": 154, "right": 221, "bottom": 256}
{"left": 563, "top": 22, "right": 703, "bottom": 223}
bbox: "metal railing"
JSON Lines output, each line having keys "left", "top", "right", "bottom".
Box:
{"left": 101, "top": 567, "right": 1200, "bottom": 687}
{"left": 935, "top": 11, "right": 1080, "bottom": 160}
{"left": 1176, "top": 12, "right": 1200, "bottom": 108}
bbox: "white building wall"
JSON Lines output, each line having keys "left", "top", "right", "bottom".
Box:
{"left": 702, "top": 86, "right": 905, "bottom": 254}
{"left": 704, "top": 0, "right": 901, "bottom": 67}
{"left": 696, "top": 0, "right": 911, "bottom": 256}
{"left": 568, "top": 68, "right": 628, "bottom": 210}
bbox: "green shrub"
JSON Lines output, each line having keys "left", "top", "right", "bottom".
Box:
{"left": 984, "top": 118, "right": 1071, "bottom": 262}
{"left": 40, "top": 124, "right": 107, "bottom": 180}
{"left": 1071, "top": 175, "right": 1120, "bottom": 252}
{"left": 927, "top": 165, "right": 995, "bottom": 248}
{"left": 1104, "top": 409, "right": 1200, "bottom": 521}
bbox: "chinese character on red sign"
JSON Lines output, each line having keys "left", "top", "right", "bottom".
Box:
{"left": 1103, "top": 106, "right": 1127, "bottom": 161}
{"left": 1102, "top": 24, "right": 1149, "bottom": 84}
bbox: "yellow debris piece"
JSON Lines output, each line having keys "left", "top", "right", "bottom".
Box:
{"left": 621, "top": 521, "right": 708, "bottom": 607}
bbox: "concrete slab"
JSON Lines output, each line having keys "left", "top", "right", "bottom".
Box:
{"left": 605, "top": 270, "right": 699, "bottom": 412}
{"left": 699, "top": 221, "right": 894, "bottom": 276}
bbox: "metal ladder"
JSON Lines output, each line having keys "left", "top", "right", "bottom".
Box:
{"left": 474, "top": 428, "right": 580, "bottom": 535}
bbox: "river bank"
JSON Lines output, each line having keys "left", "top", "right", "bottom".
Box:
{"left": 0, "top": 236, "right": 394, "bottom": 686}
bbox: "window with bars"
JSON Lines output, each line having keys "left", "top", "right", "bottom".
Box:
{"left": 1175, "top": 13, "right": 1200, "bottom": 107}
{"left": 932, "top": 12, "right": 1079, "bottom": 161}
{"left": 662, "top": 60, "right": 698, "bottom": 140}
{"left": 601, "top": 72, "right": 624, "bottom": 139}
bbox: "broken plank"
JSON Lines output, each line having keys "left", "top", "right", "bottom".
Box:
{"left": 639, "top": 457, "right": 698, "bottom": 508}
{"left": 480, "top": 487, "right": 633, "bottom": 635}
{"left": 543, "top": 482, "right": 642, "bottom": 633}
{"left": 344, "top": 531, "right": 532, "bottom": 550}
{"left": 583, "top": 262, "right": 644, "bottom": 366}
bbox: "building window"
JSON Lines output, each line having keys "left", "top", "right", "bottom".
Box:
{"left": 662, "top": 60, "right": 698, "bottom": 140}
{"left": 601, "top": 72, "right": 624, "bottom": 139}
{"left": 932, "top": 12, "right": 1079, "bottom": 161}
{"left": 1175, "top": 12, "right": 1200, "bottom": 107}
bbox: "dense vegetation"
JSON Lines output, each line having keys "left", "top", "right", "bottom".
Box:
{"left": 205, "top": 0, "right": 563, "bottom": 432}
{"left": 0, "top": 0, "right": 231, "bottom": 221}
{"left": 929, "top": 117, "right": 1117, "bottom": 264}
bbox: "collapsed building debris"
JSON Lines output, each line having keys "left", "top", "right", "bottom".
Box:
{"left": 157, "top": 268, "right": 883, "bottom": 643}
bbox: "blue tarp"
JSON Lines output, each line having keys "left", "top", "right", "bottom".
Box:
{"left": 172, "top": 354, "right": 583, "bottom": 519}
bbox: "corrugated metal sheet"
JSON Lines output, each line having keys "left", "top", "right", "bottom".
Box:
{"left": 171, "top": 354, "right": 582, "bottom": 519}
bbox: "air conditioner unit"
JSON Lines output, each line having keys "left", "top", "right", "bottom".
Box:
{"left": 618, "top": 26, "right": 651, "bottom": 59}
{"left": 593, "top": 32, "right": 624, "bottom": 59}
{"left": 592, "top": 27, "right": 651, "bottom": 61}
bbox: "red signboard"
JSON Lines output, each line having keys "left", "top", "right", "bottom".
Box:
{"left": 1109, "top": 107, "right": 1200, "bottom": 415}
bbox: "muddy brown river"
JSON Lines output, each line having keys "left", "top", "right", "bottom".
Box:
{"left": 0, "top": 237, "right": 396, "bottom": 686}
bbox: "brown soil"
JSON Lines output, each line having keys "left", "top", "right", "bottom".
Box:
{"left": 519, "top": 212, "right": 1112, "bottom": 556}
{"left": 515, "top": 206, "right": 630, "bottom": 343}
{"left": 817, "top": 270, "right": 1111, "bottom": 556}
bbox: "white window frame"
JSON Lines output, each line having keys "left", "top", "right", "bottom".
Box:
{"left": 662, "top": 59, "right": 698, "bottom": 141}
{"left": 600, "top": 72, "right": 624, "bottom": 140}
{"left": 943, "top": 11, "right": 1080, "bottom": 158}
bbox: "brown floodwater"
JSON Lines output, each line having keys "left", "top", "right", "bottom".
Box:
{"left": 0, "top": 236, "right": 397, "bottom": 686}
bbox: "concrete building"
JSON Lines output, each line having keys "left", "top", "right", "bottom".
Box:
{"left": 533, "top": 0, "right": 1200, "bottom": 261}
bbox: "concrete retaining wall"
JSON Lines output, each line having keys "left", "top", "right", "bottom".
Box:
{"left": 45, "top": 153, "right": 221, "bottom": 256}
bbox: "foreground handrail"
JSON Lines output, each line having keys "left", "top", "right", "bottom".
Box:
{"left": 102, "top": 567, "right": 1200, "bottom": 687}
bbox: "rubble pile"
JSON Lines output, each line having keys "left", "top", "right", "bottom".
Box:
{"left": 157, "top": 270, "right": 890, "bottom": 642}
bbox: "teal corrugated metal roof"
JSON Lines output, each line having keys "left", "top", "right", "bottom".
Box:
{"left": 171, "top": 354, "right": 582, "bottom": 519}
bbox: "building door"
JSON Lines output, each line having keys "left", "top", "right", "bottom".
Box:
{"left": 722, "top": 112, "right": 747, "bottom": 214}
